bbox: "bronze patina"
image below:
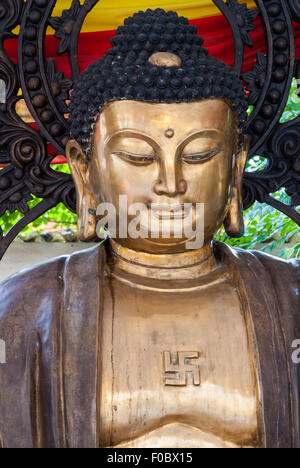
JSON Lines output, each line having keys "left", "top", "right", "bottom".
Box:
{"left": 0, "top": 9, "right": 299, "bottom": 449}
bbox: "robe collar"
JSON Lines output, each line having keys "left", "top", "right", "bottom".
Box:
{"left": 214, "top": 241, "right": 293, "bottom": 448}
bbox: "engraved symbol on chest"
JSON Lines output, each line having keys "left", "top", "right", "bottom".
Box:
{"left": 163, "top": 351, "right": 201, "bottom": 386}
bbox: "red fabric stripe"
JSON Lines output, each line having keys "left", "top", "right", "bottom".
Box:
{"left": 5, "top": 15, "right": 300, "bottom": 75}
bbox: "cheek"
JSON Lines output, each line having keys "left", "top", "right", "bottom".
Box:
{"left": 184, "top": 155, "right": 232, "bottom": 202}
{"left": 87, "top": 157, "right": 106, "bottom": 202}
{"left": 104, "top": 156, "right": 159, "bottom": 204}
{"left": 183, "top": 153, "right": 233, "bottom": 229}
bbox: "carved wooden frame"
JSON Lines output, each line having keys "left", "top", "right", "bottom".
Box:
{"left": 0, "top": 0, "right": 299, "bottom": 260}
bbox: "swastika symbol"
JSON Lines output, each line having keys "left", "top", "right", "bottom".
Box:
{"left": 163, "top": 351, "right": 201, "bottom": 386}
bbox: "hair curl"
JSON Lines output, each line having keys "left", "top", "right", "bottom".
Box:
{"left": 69, "top": 8, "right": 248, "bottom": 156}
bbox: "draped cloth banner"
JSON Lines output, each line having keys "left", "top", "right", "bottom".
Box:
{"left": 6, "top": 0, "right": 300, "bottom": 83}
{"left": 50, "top": 0, "right": 257, "bottom": 32}
{"left": 7, "top": 0, "right": 272, "bottom": 75}
{"left": 3, "top": 0, "right": 300, "bottom": 165}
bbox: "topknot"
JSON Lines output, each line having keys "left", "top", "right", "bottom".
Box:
{"left": 69, "top": 8, "right": 248, "bottom": 156}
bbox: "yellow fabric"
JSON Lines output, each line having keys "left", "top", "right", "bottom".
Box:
{"left": 49, "top": 0, "right": 256, "bottom": 33}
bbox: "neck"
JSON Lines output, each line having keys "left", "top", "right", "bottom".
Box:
{"left": 109, "top": 240, "right": 217, "bottom": 281}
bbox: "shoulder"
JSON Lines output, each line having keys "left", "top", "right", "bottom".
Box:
{"left": 0, "top": 254, "right": 67, "bottom": 306}
{"left": 0, "top": 243, "right": 104, "bottom": 327}
{"left": 249, "top": 248, "right": 300, "bottom": 280}
{"left": 215, "top": 240, "right": 299, "bottom": 273}
{"left": 0, "top": 255, "right": 66, "bottom": 335}
{"left": 214, "top": 241, "right": 300, "bottom": 290}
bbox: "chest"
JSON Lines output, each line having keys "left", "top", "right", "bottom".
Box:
{"left": 99, "top": 277, "right": 259, "bottom": 448}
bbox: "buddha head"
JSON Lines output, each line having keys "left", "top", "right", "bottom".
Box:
{"left": 66, "top": 8, "right": 249, "bottom": 254}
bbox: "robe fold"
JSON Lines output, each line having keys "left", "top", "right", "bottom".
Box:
{"left": 0, "top": 242, "right": 299, "bottom": 448}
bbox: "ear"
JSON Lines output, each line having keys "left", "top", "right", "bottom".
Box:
{"left": 66, "top": 140, "right": 98, "bottom": 242}
{"left": 224, "top": 135, "right": 249, "bottom": 238}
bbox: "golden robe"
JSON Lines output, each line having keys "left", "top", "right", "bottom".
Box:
{"left": 0, "top": 242, "right": 299, "bottom": 448}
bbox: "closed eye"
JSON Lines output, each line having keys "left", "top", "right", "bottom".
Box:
{"left": 113, "top": 151, "right": 156, "bottom": 166}
{"left": 182, "top": 149, "right": 220, "bottom": 164}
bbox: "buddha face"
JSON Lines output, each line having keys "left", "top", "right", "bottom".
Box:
{"left": 67, "top": 99, "right": 248, "bottom": 254}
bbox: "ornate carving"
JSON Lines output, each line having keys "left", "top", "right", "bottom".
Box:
{"left": 0, "top": 0, "right": 23, "bottom": 34}
{"left": 243, "top": 52, "right": 267, "bottom": 105}
{"left": 212, "top": 0, "right": 258, "bottom": 74}
{"left": 244, "top": 0, "right": 294, "bottom": 157}
{"left": 49, "top": 0, "right": 82, "bottom": 55}
{"left": 46, "top": 58, "right": 73, "bottom": 114}
{"left": 227, "top": 0, "right": 258, "bottom": 48}
{"left": 287, "top": 0, "right": 300, "bottom": 23}
{"left": 0, "top": 0, "right": 81, "bottom": 258}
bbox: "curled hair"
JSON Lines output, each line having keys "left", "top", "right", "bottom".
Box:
{"left": 69, "top": 8, "right": 248, "bottom": 156}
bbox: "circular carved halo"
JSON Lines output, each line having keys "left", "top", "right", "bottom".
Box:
{"left": 1, "top": 0, "right": 300, "bottom": 260}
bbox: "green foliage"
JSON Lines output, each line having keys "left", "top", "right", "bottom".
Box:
{"left": 1, "top": 81, "right": 300, "bottom": 257}
{"left": 280, "top": 78, "right": 300, "bottom": 122}
{"left": 0, "top": 196, "right": 42, "bottom": 235}
{"left": 215, "top": 190, "right": 300, "bottom": 259}
{"left": 215, "top": 78, "right": 300, "bottom": 259}
{"left": 0, "top": 164, "right": 77, "bottom": 236}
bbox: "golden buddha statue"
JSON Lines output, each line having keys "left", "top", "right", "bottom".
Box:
{"left": 0, "top": 9, "right": 299, "bottom": 449}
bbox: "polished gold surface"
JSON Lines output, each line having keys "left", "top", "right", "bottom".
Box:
{"left": 114, "top": 423, "right": 251, "bottom": 448}
{"left": 67, "top": 99, "right": 248, "bottom": 252}
{"left": 1, "top": 88, "right": 299, "bottom": 448}
{"left": 66, "top": 99, "right": 260, "bottom": 448}
{"left": 110, "top": 239, "right": 216, "bottom": 280}
{"left": 99, "top": 243, "right": 260, "bottom": 448}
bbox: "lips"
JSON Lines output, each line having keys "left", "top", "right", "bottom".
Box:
{"left": 150, "top": 204, "right": 192, "bottom": 220}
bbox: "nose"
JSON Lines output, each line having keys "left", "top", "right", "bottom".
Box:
{"left": 153, "top": 159, "right": 187, "bottom": 197}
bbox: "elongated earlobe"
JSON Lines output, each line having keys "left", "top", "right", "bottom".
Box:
{"left": 66, "top": 140, "right": 98, "bottom": 242}
{"left": 77, "top": 195, "right": 98, "bottom": 242}
{"left": 224, "top": 186, "right": 244, "bottom": 238}
{"left": 224, "top": 136, "right": 249, "bottom": 238}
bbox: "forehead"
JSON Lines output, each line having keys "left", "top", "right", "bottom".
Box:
{"left": 97, "top": 100, "right": 234, "bottom": 140}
